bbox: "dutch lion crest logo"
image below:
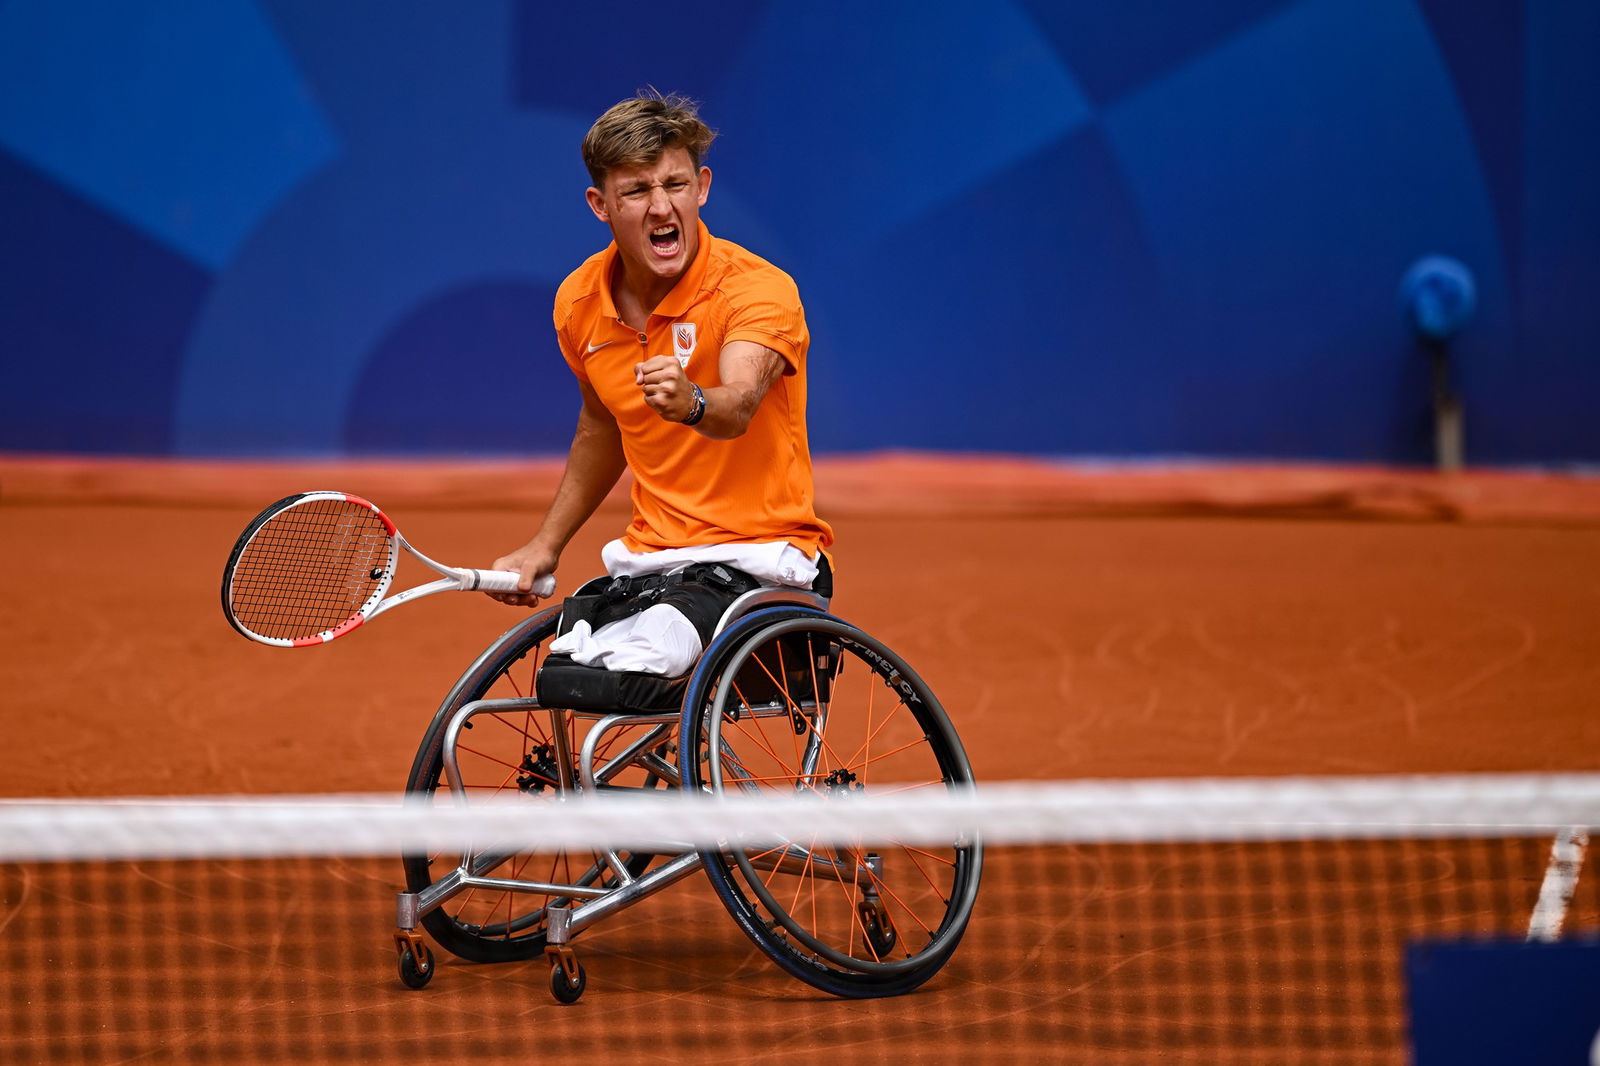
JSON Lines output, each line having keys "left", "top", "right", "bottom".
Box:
{"left": 672, "top": 322, "right": 697, "bottom": 367}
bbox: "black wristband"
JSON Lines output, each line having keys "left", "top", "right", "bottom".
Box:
{"left": 682, "top": 382, "right": 706, "bottom": 426}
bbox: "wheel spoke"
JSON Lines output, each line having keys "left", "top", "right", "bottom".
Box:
{"left": 686, "top": 614, "right": 981, "bottom": 993}
{"left": 404, "top": 611, "right": 659, "bottom": 964}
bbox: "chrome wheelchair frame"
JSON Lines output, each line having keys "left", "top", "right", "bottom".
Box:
{"left": 393, "top": 584, "right": 983, "bottom": 1002}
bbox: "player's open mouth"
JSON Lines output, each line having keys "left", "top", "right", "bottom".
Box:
{"left": 649, "top": 225, "right": 680, "bottom": 257}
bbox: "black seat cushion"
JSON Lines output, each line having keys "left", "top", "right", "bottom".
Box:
{"left": 536, "top": 653, "right": 687, "bottom": 714}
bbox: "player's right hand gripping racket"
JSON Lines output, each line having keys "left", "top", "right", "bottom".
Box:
{"left": 221, "top": 491, "right": 556, "bottom": 648}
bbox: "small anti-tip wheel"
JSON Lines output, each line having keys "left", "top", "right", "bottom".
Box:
{"left": 864, "top": 909, "right": 902, "bottom": 960}
{"left": 398, "top": 942, "right": 434, "bottom": 990}
{"left": 550, "top": 959, "right": 587, "bottom": 1004}
{"left": 864, "top": 902, "right": 902, "bottom": 960}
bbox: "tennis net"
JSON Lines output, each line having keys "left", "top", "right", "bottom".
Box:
{"left": 2, "top": 774, "right": 1596, "bottom": 1065}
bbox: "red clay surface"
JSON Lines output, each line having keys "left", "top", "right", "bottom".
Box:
{"left": 2, "top": 455, "right": 1597, "bottom": 1063}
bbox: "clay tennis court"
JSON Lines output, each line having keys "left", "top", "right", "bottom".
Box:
{"left": 3, "top": 455, "right": 1597, "bottom": 1063}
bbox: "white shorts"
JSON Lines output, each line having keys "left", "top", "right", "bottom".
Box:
{"left": 599, "top": 539, "right": 821, "bottom": 589}
{"left": 549, "top": 540, "right": 822, "bottom": 677}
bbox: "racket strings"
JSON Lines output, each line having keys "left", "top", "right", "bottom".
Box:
{"left": 229, "top": 499, "right": 392, "bottom": 640}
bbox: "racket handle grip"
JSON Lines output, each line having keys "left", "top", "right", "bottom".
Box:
{"left": 469, "top": 569, "right": 557, "bottom": 597}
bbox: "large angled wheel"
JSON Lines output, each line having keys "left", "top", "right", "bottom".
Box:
{"left": 401, "top": 608, "right": 665, "bottom": 963}
{"left": 678, "top": 609, "right": 983, "bottom": 997}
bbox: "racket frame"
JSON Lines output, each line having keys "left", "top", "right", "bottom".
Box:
{"left": 223, "top": 491, "right": 550, "bottom": 648}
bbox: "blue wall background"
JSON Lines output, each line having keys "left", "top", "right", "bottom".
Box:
{"left": 2, "top": 0, "right": 1596, "bottom": 465}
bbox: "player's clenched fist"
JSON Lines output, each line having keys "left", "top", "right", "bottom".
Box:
{"left": 635, "top": 356, "right": 696, "bottom": 422}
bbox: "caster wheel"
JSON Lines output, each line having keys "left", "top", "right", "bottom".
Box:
{"left": 398, "top": 942, "right": 434, "bottom": 989}
{"left": 549, "top": 960, "right": 587, "bottom": 1004}
{"left": 859, "top": 903, "right": 897, "bottom": 959}
{"left": 863, "top": 915, "right": 896, "bottom": 959}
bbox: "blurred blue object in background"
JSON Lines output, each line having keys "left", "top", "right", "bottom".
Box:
{"left": 1401, "top": 255, "right": 1478, "bottom": 342}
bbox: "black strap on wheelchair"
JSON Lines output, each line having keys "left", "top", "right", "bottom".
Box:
{"left": 556, "top": 563, "right": 763, "bottom": 645}
{"left": 812, "top": 552, "right": 834, "bottom": 599}
{"left": 538, "top": 563, "right": 766, "bottom": 715}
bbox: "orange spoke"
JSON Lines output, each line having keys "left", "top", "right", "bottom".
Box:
{"left": 489, "top": 764, "right": 523, "bottom": 793}
{"left": 860, "top": 674, "right": 876, "bottom": 786}
{"left": 761, "top": 842, "right": 803, "bottom": 898}
{"left": 500, "top": 869, "right": 515, "bottom": 935}
{"left": 728, "top": 682, "right": 794, "bottom": 772}
{"left": 593, "top": 722, "right": 652, "bottom": 761}
{"left": 868, "top": 868, "right": 938, "bottom": 939}
{"left": 896, "top": 843, "right": 956, "bottom": 908}
{"left": 484, "top": 710, "right": 549, "bottom": 748}
{"left": 816, "top": 840, "right": 882, "bottom": 951}
{"left": 713, "top": 771, "right": 828, "bottom": 787}
{"left": 810, "top": 844, "right": 820, "bottom": 941}
{"left": 842, "top": 736, "right": 931, "bottom": 776}
{"left": 456, "top": 884, "right": 484, "bottom": 919}
{"left": 726, "top": 699, "right": 798, "bottom": 778}
{"left": 456, "top": 743, "right": 535, "bottom": 777}
{"left": 804, "top": 724, "right": 859, "bottom": 784}
{"left": 739, "top": 842, "right": 791, "bottom": 870}
{"left": 841, "top": 696, "right": 911, "bottom": 776}
{"left": 898, "top": 843, "right": 959, "bottom": 871}
{"left": 556, "top": 849, "right": 573, "bottom": 889}
{"left": 774, "top": 640, "right": 815, "bottom": 781}
{"left": 501, "top": 642, "right": 545, "bottom": 700}
{"left": 864, "top": 780, "right": 952, "bottom": 796}
{"left": 806, "top": 635, "right": 835, "bottom": 740}
{"left": 503, "top": 851, "right": 537, "bottom": 892}
{"left": 740, "top": 648, "right": 818, "bottom": 778}
{"left": 782, "top": 836, "right": 819, "bottom": 925}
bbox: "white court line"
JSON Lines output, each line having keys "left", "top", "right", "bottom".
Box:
{"left": 1527, "top": 825, "right": 1589, "bottom": 942}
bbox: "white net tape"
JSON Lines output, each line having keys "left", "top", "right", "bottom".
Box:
{"left": 3, "top": 773, "right": 1597, "bottom": 862}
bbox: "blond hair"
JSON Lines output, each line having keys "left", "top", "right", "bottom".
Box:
{"left": 581, "top": 90, "right": 717, "bottom": 189}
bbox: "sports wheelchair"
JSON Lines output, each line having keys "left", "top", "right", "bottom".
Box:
{"left": 393, "top": 578, "right": 983, "bottom": 1002}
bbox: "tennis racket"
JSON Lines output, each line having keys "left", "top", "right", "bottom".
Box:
{"left": 222, "top": 490, "right": 556, "bottom": 648}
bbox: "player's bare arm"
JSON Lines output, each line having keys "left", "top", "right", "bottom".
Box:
{"left": 489, "top": 381, "right": 626, "bottom": 606}
{"left": 634, "top": 340, "right": 787, "bottom": 440}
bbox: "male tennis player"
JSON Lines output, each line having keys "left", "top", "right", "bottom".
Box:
{"left": 488, "top": 90, "right": 832, "bottom": 677}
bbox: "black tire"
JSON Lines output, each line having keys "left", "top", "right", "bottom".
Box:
{"left": 678, "top": 610, "right": 983, "bottom": 998}
{"left": 397, "top": 941, "right": 434, "bottom": 989}
{"left": 549, "top": 959, "right": 587, "bottom": 1004}
{"left": 401, "top": 608, "right": 662, "bottom": 963}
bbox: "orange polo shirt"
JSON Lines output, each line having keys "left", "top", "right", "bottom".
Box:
{"left": 553, "top": 222, "right": 834, "bottom": 559}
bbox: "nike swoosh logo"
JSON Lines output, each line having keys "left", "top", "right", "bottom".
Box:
{"left": 586, "top": 340, "right": 613, "bottom": 354}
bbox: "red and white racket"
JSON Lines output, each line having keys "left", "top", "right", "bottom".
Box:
{"left": 221, "top": 491, "right": 556, "bottom": 648}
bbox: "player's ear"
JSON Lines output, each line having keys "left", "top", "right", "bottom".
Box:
{"left": 585, "top": 185, "right": 609, "bottom": 224}
{"left": 696, "top": 166, "right": 712, "bottom": 208}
